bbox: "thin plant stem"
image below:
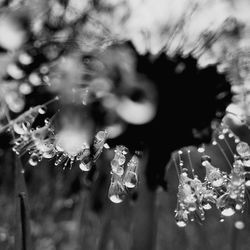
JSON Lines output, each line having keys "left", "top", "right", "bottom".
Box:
{"left": 131, "top": 151, "right": 157, "bottom": 250}
{"left": 4, "top": 106, "right": 31, "bottom": 250}
{"left": 187, "top": 148, "right": 195, "bottom": 178}
{"left": 216, "top": 140, "right": 233, "bottom": 170}
{"left": 172, "top": 155, "right": 180, "bottom": 180}
{"left": 223, "top": 136, "right": 235, "bottom": 158}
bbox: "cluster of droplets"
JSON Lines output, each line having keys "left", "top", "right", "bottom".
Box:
{"left": 5, "top": 98, "right": 111, "bottom": 170}
{"left": 7, "top": 100, "right": 57, "bottom": 166}
{"left": 16, "top": 120, "right": 55, "bottom": 166}
{"left": 213, "top": 125, "right": 249, "bottom": 217}
{"left": 202, "top": 155, "right": 239, "bottom": 219}
{"left": 175, "top": 129, "right": 250, "bottom": 227}
{"left": 216, "top": 157, "right": 245, "bottom": 218}
{"left": 8, "top": 105, "right": 55, "bottom": 166}
{"left": 76, "top": 130, "right": 109, "bottom": 172}
{"left": 175, "top": 150, "right": 217, "bottom": 227}
{"left": 108, "top": 146, "right": 140, "bottom": 203}
{"left": 15, "top": 124, "right": 108, "bottom": 170}
{"left": 3, "top": 97, "right": 141, "bottom": 203}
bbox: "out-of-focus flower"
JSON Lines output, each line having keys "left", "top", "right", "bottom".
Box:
{"left": 0, "top": 11, "right": 29, "bottom": 51}
{"left": 49, "top": 44, "right": 158, "bottom": 141}
{"left": 85, "top": 45, "right": 158, "bottom": 126}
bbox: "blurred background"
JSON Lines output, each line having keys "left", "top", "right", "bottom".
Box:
{"left": 0, "top": 0, "right": 250, "bottom": 250}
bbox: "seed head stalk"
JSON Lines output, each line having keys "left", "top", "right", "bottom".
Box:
{"left": 5, "top": 105, "right": 31, "bottom": 250}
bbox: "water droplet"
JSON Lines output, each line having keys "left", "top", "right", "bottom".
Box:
{"left": 218, "top": 134, "right": 225, "bottom": 140}
{"left": 108, "top": 177, "right": 126, "bottom": 203}
{"left": 205, "top": 164, "right": 224, "bottom": 187}
{"left": 235, "top": 138, "right": 240, "bottom": 144}
{"left": 212, "top": 178, "right": 224, "bottom": 187}
{"left": 13, "top": 123, "right": 26, "bottom": 135}
{"left": 221, "top": 207, "right": 235, "bottom": 217}
{"left": 123, "top": 171, "right": 137, "bottom": 188}
{"left": 122, "top": 147, "right": 129, "bottom": 155}
{"left": 79, "top": 162, "right": 91, "bottom": 171}
{"left": 201, "top": 155, "right": 211, "bottom": 164}
{"left": 96, "top": 131, "right": 107, "bottom": 141}
{"left": 235, "top": 204, "right": 242, "bottom": 210}
{"left": 18, "top": 53, "right": 33, "bottom": 65}
{"left": 245, "top": 180, "right": 250, "bottom": 186}
{"left": 176, "top": 221, "right": 187, "bottom": 227}
{"left": 202, "top": 160, "right": 210, "bottom": 167}
{"left": 38, "top": 106, "right": 47, "bottom": 115}
{"left": 116, "top": 168, "right": 125, "bottom": 177}
{"left": 235, "top": 221, "right": 245, "bottom": 230}
{"left": 6, "top": 92, "right": 25, "bottom": 113}
{"left": 111, "top": 159, "right": 119, "bottom": 169}
{"left": 116, "top": 145, "right": 128, "bottom": 155}
{"left": 236, "top": 142, "right": 250, "bottom": 157}
{"left": 40, "top": 66, "right": 49, "bottom": 74}
{"left": 22, "top": 121, "right": 30, "bottom": 131}
{"left": 198, "top": 147, "right": 205, "bottom": 153}
{"left": 29, "top": 73, "right": 41, "bottom": 86}
{"left": 243, "top": 159, "right": 250, "bottom": 167}
{"left": 7, "top": 64, "right": 24, "bottom": 79}
{"left": 188, "top": 203, "right": 196, "bottom": 212}
{"left": 56, "top": 145, "right": 64, "bottom": 152}
{"left": 29, "top": 153, "right": 39, "bottom": 166}
{"left": 118, "top": 155, "right": 126, "bottom": 165}
{"left": 19, "top": 83, "right": 32, "bottom": 95}
{"left": 203, "top": 203, "right": 212, "bottom": 210}
{"left": 43, "top": 148, "right": 56, "bottom": 159}
{"left": 44, "top": 118, "right": 50, "bottom": 124}
{"left": 55, "top": 154, "right": 67, "bottom": 166}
